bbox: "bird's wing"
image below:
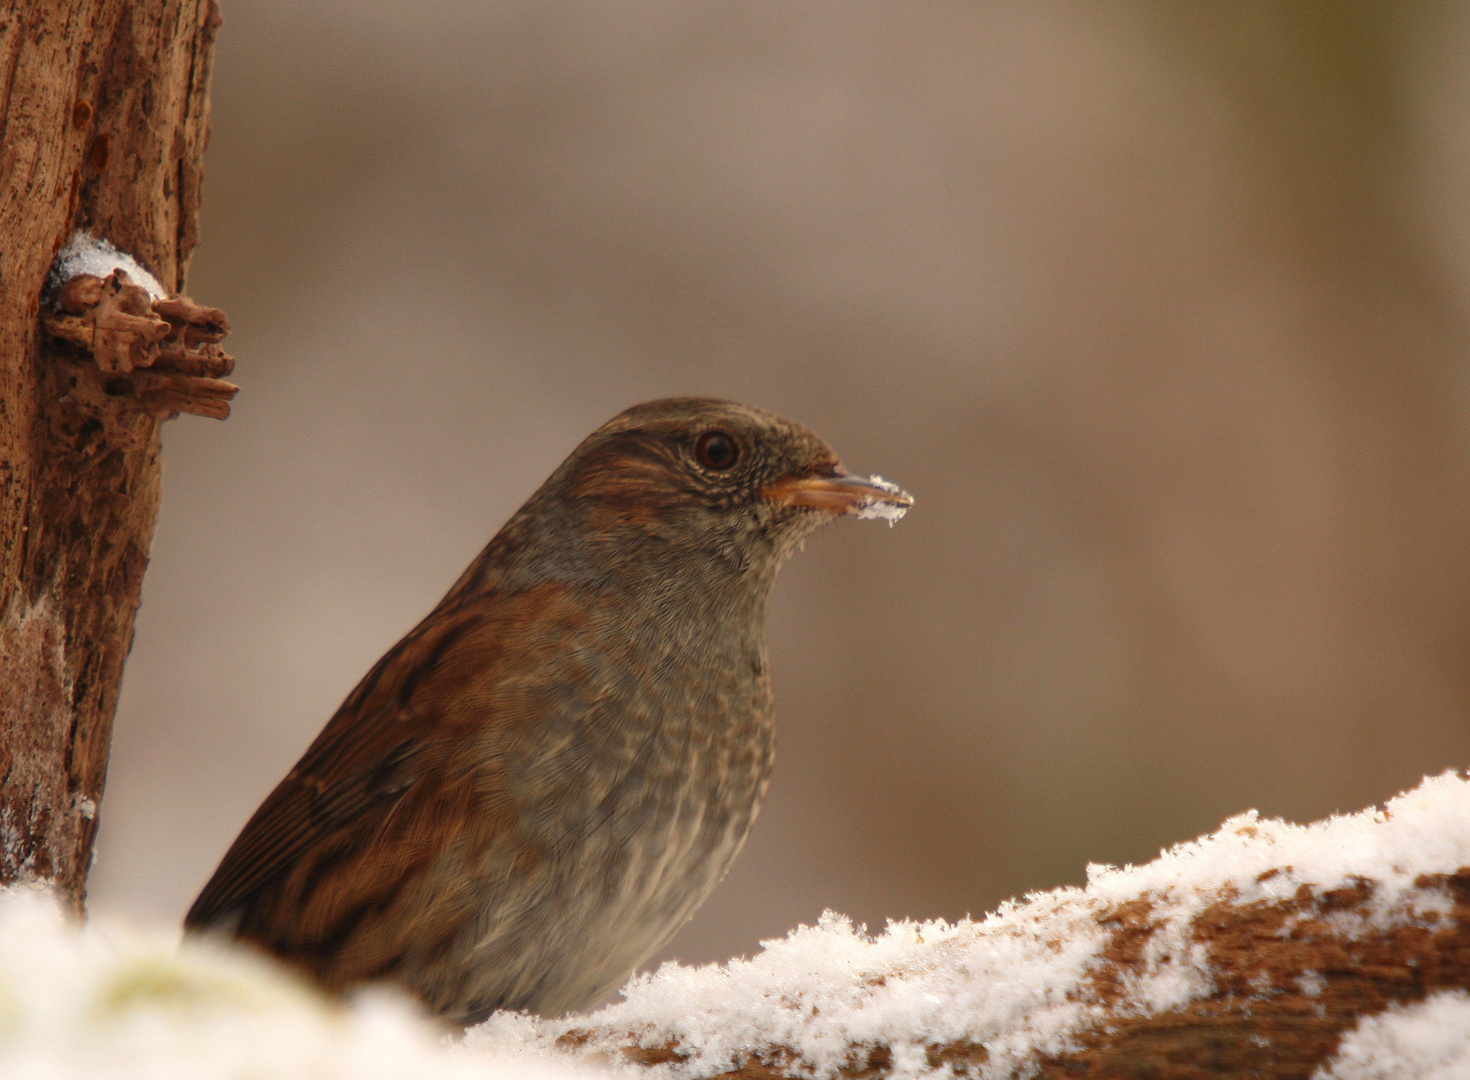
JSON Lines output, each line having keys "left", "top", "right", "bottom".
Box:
{"left": 183, "top": 583, "right": 602, "bottom": 948}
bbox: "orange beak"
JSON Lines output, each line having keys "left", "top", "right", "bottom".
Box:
{"left": 763, "top": 469, "right": 914, "bottom": 520}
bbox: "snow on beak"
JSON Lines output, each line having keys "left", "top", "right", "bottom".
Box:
{"left": 764, "top": 468, "right": 914, "bottom": 524}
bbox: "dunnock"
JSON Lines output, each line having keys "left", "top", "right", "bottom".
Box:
{"left": 185, "top": 398, "right": 911, "bottom": 1024}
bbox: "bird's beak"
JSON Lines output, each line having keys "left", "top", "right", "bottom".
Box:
{"left": 764, "top": 468, "right": 914, "bottom": 521}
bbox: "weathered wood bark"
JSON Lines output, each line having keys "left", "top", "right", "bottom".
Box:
{"left": 0, "top": 0, "right": 221, "bottom": 908}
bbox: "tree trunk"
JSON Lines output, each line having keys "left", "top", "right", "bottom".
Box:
{"left": 0, "top": 0, "right": 222, "bottom": 910}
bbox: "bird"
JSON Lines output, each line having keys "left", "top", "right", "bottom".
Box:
{"left": 184, "top": 397, "right": 912, "bottom": 1026}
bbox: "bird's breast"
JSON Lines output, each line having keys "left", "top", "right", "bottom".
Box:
{"left": 446, "top": 604, "right": 776, "bottom": 1016}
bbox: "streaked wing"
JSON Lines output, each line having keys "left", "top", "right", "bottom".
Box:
{"left": 184, "top": 584, "right": 599, "bottom": 975}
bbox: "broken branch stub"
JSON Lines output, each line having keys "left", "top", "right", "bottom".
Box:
{"left": 42, "top": 269, "right": 237, "bottom": 419}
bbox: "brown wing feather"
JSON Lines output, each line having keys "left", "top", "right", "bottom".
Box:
{"left": 184, "top": 584, "right": 597, "bottom": 953}
{"left": 184, "top": 602, "right": 486, "bottom": 929}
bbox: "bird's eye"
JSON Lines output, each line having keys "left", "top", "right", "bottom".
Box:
{"left": 695, "top": 430, "right": 739, "bottom": 470}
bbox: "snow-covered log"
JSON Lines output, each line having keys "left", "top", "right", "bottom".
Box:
{"left": 475, "top": 770, "right": 1470, "bottom": 1080}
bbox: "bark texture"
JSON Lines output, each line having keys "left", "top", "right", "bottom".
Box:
{"left": 0, "top": 0, "right": 221, "bottom": 907}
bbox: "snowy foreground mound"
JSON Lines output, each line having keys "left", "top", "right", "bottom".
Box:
{"left": 2, "top": 772, "right": 1469, "bottom": 1079}
{"left": 0, "top": 883, "right": 584, "bottom": 1079}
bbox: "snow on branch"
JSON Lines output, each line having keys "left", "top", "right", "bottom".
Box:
{"left": 1320, "top": 991, "right": 1470, "bottom": 1079}
{"left": 473, "top": 771, "right": 1470, "bottom": 1080}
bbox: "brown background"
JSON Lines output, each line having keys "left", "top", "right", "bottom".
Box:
{"left": 91, "top": 1, "right": 1470, "bottom": 977}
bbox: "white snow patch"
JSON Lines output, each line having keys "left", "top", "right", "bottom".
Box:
{"left": 48, "top": 231, "right": 168, "bottom": 300}
{"left": 852, "top": 475, "right": 912, "bottom": 525}
{"left": 1298, "top": 970, "right": 1327, "bottom": 998}
{"left": 1077, "top": 773, "right": 1470, "bottom": 934}
{"left": 0, "top": 884, "right": 595, "bottom": 1080}
{"left": 472, "top": 771, "right": 1470, "bottom": 1080}
{"left": 1316, "top": 991, "right": 1470, "bottom": 1080}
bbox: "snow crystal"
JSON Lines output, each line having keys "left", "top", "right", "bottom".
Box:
{"left": 48, "top": 231, "right": 168, "bottom": 300}
{"left": 472, "top": 771, "right": 1470, "bottom": 1080}
{"left": 0, "top": 884, "right": 594, "bottom": 1080}
{"left": 1317, "top": 991, "right": 1470, "bottom": 1080}
{"left": 852, "top": 475, "right": 912, "bottom": 525}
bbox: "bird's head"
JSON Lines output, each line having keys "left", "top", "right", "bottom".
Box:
{"left": 529, "top": 397, "right": 911, "bottom": 585}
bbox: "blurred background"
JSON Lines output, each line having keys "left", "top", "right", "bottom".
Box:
{"left": 92, "top": 1, "right": 1470, "bottom": 974}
